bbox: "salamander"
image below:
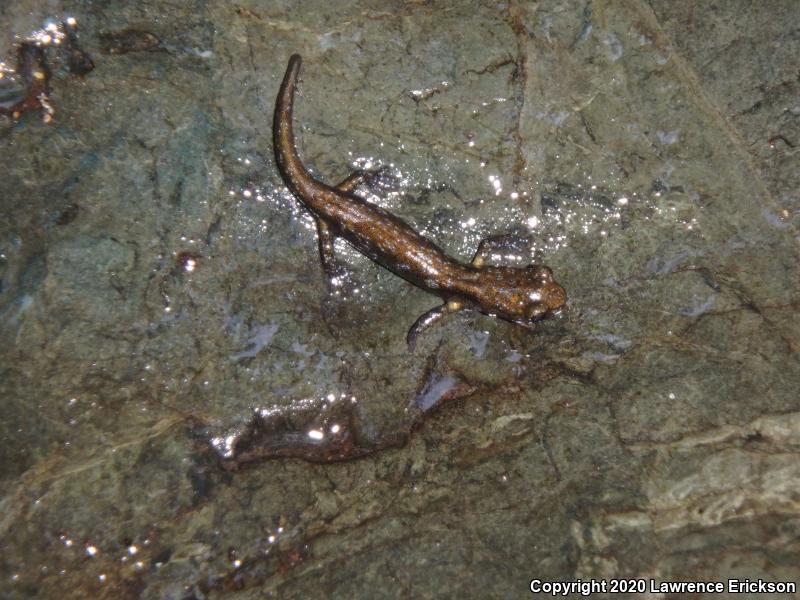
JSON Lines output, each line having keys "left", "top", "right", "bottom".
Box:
{"left": 272, "top": 54, "right": 566, "bottom": 348}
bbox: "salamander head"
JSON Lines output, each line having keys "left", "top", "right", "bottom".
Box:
{"left": 470, "top": 264, "right": 566, "bottom": 326}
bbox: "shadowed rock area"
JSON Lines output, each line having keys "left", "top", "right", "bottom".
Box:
{"left": 1, "top": 1, "right": 798, "bottom": 598}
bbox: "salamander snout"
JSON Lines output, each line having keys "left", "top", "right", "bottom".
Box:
{"left": 471, "top": 263, "right": 567, "bottom": 326}
{"left": 523, "top": 265, "right": 567, "bottom": 316}
{"left": 524, "top": 281, "right": 567, "bottom": 320}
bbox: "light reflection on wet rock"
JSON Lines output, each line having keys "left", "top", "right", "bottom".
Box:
{"left": 214, "top": 395, "right": 377, "bottom": 468}
{"left": 211, "top": 354, "right": 481, "bottom": 469}
{"left": 0, "top": 18, "right": 92, "bottom": 121}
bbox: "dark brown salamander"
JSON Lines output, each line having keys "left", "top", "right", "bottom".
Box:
{"left": 273, "top": 54, "right": 566, "bottom": 348}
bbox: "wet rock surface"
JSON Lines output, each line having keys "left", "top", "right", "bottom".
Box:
{"left": 1, "top": 1, "right": 798, "bottom": 598}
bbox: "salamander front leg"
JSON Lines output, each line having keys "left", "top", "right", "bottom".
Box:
{"left": 471, "top": 233, "right": 531, "bottom": 268}
{"left": 406, "top": 298, "right": 466, "bottom": 350}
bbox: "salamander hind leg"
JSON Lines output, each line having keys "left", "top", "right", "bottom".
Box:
{"left": 336, "top": 171, "right": 371, "bottom": 193}
{"left": 406, "top": 298, "right": 467, "bottom": 351}
{"left": 336, "top": 166, "right": 395, "bottom": 194}
{"left": 316, "top": 218, "right": 348, "bottom": 290}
